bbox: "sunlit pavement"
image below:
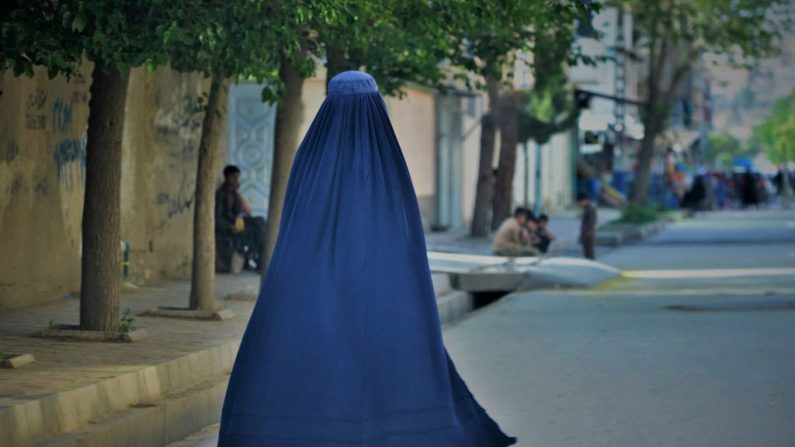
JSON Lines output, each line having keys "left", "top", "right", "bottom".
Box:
{"left": 177, "top": 209, "right": 795, "bottom": 447}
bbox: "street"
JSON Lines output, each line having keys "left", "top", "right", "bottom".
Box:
{"left": 176, "top": 209, "right": 795, "bottom": 447}
{"left": 445, "top": 209, "right": 795, "bottom": 447}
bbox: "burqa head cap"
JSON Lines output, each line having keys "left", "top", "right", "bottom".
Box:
{"left": 327, "top": 70, "right": 379, "bottom": 96}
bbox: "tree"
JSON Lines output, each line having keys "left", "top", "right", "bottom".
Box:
{"left": 2, "top": 1, "right": 180, "bottom": 332}
{"left": 705, "top": 132, "right": 756, "bottom": 169}
{"left": 260, "top": 2, "right": 342, "bottom": 275}
{"left": 444, "top": 1, "right": 540, "bottom": 237}
{"left": 772, "top": 116, "right": 795, "bottom": 208}
{"left": 612, "top": 0, "right": 787, "bottom": 205}
{"left": 516, "top": 22, "right": 582, "bottom": 214}
{"left": 437, "top": 0, "right": 596, "bottom": 235}
{"left": 261, "top": 0, "right": 452, "bottom": 272}
{"left": 320, "top": 0, "right": 450, "bottom": 95}
{"left": 164, "top": 0, "right": 284, "bottom": 311}
{"left": 753, "top": 94, "right": 795, "bottom": 207}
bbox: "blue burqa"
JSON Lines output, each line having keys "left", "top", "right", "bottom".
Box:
{"left": 218, "top": 71, "right": 516, "bottom": 447}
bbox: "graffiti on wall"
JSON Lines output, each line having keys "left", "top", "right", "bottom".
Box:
{"left": 10, "top": 174, "right": 23, "bottom": 195}
{"left": 3, "top": 140, "right": 20, "bottom": 163}
{"left": 52, "top": 98, "right": 73, "bottom": 133}
{"left": 25, "top": 89, "right": 46, "bottom": 130}
{"left": 52, "top": 132, "right": 86, "bottom": 189}
{"left": 49, "top": 94, "right": 86, "bottom": 189}
{"left": 153, "top": 85, "right": 203, "bottom": 229}
{"left": 154, "top": 94, "right": 202, "bottom": 146}
{"left": 155, "top": 174, "right": 195, "bottom": 229}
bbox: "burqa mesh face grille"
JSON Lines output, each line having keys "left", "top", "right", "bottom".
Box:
{"left": 218, "top": 71, "right": 516, "bottom": 447}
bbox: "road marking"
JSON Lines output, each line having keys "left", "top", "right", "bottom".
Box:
{"left": 623, "top": 267, "right": 795, "bottom": 279}
{"left": 561, "top": 288, "right": 795, "bottom": 296}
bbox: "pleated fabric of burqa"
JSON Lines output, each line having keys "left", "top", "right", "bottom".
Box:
{"left": 218, "top": 71, "right": 516, "bottom": 447}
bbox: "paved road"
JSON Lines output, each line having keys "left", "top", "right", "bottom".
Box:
{"left": 178, "top": 209, "right": 795, "bottom": 447}
{"left": 445, "top": 209, "right": 795, "bottom": 447}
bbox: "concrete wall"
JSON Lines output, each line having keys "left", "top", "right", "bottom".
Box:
{"left": 121, "top": 68, "right": 211, "bottom": 282}
{"left": 1, "top": 66, "right": 442, "bottom": 309}
{"left": 384, "top": 89, "right": 437, "bottom": 228}
{"left": 0, "top": 63, "right": 92, "bottom": 309}
{"left": 460, "top": 96, "right": 486, "bottom": 227}
{"left": 513, "top": 132, "right": 574, "bottom": 213}
{"left": 0, "top": 64, "right": 211, "bottom": 309}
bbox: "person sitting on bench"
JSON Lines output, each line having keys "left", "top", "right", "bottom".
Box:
{"left": 215, "top": 165, "right": 267, "bottom": 272}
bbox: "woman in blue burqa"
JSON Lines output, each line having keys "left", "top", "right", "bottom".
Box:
{"left": 218, "top": 71, "right": 516, "bottom": 447}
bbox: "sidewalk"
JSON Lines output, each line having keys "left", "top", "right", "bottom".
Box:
{"left": 1, "top": 209, "right": 621, "bottom": 446}
{"left": 424, "top": 208, "right": 620, "bottom": 256}
{"left": 0, "top": 270, "right": 472, "bottom": 447}
{"left": 0, "top": 274, "right": 258, "bottom": 402}
{"left": 0, "top": 274, "right": 260, "bottom": 447}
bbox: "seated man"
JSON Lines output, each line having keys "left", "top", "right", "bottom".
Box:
{"left": 492, "top": 207, "right": 541, "bottom": 257}
{"left": 215, "top": 165, "right": 267, "bottom": 273}
{"left": 535, "top": 214, "right": 556, "bottom": 254}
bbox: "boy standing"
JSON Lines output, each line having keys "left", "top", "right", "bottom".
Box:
{"left": 577, "top": 193, "right": 597, "bottom": 259}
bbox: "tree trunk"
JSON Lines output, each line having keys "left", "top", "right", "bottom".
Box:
{"left": 189, "top": 71, "right": 229, "bottom": 311}
{"left": 325, "top": 45, "right": 351, "bottom": 94}
{"left": 470, "top": 78, "right": 500, "bottom": 237}
{"left": 0, "top": 63, "right": 5, "bottom": 102}
{"left": 630, "top": 118, "right": 660, "bottom": 205}
{"left": 491, "top": 91, "right": 519, "bottom": 230}
{"left": 522, "top": 142, "right": 529, "bottom": 207}
{"left": 262, "top": 56, "right": 305, "bottom": 275}
{"left": 534, "top": 141, "right": 543, "bottom": 216}
{"left": 782, "top": 166, "right": 792, "bottom": 210}
{"left": 80, "top": 61, "right": 130, "bottom": 332}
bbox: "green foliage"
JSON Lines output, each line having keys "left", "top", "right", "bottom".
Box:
{"left": 319, "top": 0, "right": 451, "bottom": 96}
{"left": 2, "top": 0, "right": 187, "bottom": 77}
{"left": 772, "top": 116, "right": 795, "bottom": 165}
{"left": 516, "top": 19, "right": 581, "bottom": 146}
{"left": 619, "top": 203, "right": 658, "bottom": 224}
{"left": 752, "top": 94, "right": 795, "bottom": 165}
{"left": 163, "top": 0, "right": 328, "bottom": 100}
{"left": 706, "top": 132, "right": 756, "bottom": 169}
{"left": 119, "top": 308, "right": 136, "bottom": 333}
{"left": 611, "top": 0, "right": 787, "bottom": 123}
{"left": 440, "top": 0, "right": 600, "bottom": 90}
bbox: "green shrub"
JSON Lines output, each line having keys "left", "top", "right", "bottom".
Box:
{"left": 618, "top": 204, "right": 658, "bottom": 224}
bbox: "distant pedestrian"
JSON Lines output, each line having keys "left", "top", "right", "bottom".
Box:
{"left": 740, "top": 168, "right": 760, "bottom": 208}
{"left": 577, "top": 193, "right": 597, "bottom": 260}
{"left": 681, "top": 174, "right": 707, "bottom": 215}
{"left": 536, "top": 214, "right": 556, "bottom": 254}
{"left": 493, "top": 207, "right": 540, "bottom": 257}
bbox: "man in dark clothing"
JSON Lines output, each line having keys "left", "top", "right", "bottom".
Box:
{"left": 740, "top": 168, "right": 760, "bottom": 208}
{"left": 577, "top": 193, "right": 597, "bottom": 260}
{"left": 216, "top": 165, "right": 267, "bottom": 273}
{"left": 681, "top": 174, "right": 707, "bottom": 214}
{"left": 535, "top": 214, "right": 556, "bottom": 254}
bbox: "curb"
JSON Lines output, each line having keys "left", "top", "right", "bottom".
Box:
{"left": 1, "top": 342, "right": 239, "bottom": 447}
{"left": 597, "top": 220, "right": 667, "bottom": 246}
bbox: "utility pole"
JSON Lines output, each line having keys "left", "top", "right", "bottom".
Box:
{"left": 612, "top": 7, "right": 627, "bottom": 173}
